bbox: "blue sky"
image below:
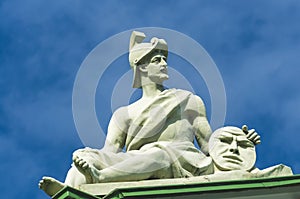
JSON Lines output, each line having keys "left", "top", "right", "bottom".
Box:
{"left": 1, "top": 0, "right": 300, "bottom": 198}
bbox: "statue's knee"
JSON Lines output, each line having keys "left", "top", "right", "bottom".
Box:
{"left": 72, "top": 149, "right": 82, "bottom": 157}
{"left": 157, "top": 149, "right": 170, "bottom": 160}
{"left": 149, "top": 149, "right": 171, "bottom": 166}
{"left": 72, "top": 147, "right": 92, "bottom": 157}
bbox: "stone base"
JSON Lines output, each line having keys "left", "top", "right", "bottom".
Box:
{"left": 54, "top": 175, "right": 300, "bottom": 199}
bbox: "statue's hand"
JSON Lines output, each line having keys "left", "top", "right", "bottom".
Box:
{"left": 242, "top": 125, "right": 261, "bottom": 145}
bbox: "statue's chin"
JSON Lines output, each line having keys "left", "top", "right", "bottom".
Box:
{"left": 161, "top": 74, "right": 169, "bottom": 79}
{"left": 158, "top": 75, "right": 169, "bottom": 84}
{"left": 148, "top": 75, "right": 169, "bottom": 85}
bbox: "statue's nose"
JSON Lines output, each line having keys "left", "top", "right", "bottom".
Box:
{"left": 160, "top": 59, "right": 167, "bottom": 66}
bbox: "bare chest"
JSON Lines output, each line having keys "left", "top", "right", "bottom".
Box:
{"left": 127, "top": 101, "right": 194, "bottom": 142}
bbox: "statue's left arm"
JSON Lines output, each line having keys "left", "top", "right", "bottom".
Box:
{"left": 184, "top": 95, "right": 212, "bottom": 155}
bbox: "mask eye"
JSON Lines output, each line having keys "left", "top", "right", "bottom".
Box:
{"left": 219, "top": 136, "right": 232, "bottom": 144}
{"left": 239, "top": 140, "right": 255, "bottom": 148}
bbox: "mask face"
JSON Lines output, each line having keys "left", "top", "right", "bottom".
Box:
{"left": 209, "top": 127, "right": 256, "bottom": 171}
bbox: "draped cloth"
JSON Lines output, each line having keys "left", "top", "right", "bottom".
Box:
{"left": 74, "top": 89, "right": 213, "bottom": 179}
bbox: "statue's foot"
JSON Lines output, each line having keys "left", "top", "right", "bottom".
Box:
{"left": 73, "top": 155, "right": 100, "bottom": 183}
{"left": 39, "top": 176, "right": 65, "bottom": 197}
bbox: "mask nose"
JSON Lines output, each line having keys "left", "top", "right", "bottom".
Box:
{"left": 229, "top": 138, "right": 239, "bottom": 154}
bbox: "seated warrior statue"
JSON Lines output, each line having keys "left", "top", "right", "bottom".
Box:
{"left": 39, "top": 31, "right": 261, "bottom": 197}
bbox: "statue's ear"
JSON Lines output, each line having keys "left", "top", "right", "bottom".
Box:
{"left": 138, "top": 64, "right": 148, "bottom": 73}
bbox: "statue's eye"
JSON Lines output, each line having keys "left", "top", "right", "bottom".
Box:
{"left": 151, "top": 58, "right": 159, "bottom": 63}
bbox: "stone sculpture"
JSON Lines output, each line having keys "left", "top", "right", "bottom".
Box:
{"left": 39, "top": 31, "right": 293, "bottom": 197}
{"left": 202, "top": 126, "right": 292, "bottom": 181}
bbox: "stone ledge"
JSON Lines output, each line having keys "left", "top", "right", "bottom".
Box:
{"left": 78, "top": 174, "right": 300, "bottom": 198}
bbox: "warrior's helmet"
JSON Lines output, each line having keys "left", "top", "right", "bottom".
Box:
{"left": 129, "top": 31, "right": 168, "bottom": 88}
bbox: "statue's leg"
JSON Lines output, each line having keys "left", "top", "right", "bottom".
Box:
{"left": 64, "top": 165, "right": 87, "bottom": 187}
{"left": 93, "top": 147, "right": 173, "bottom": 182}
{"left": 39, "top": 167, "right": 89, "bottom": 197}
{"left": 68, "top": 147, "right": 172, "bottom": 183}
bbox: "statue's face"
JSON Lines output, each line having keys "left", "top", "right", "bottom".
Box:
{"left": 141, "top": 52, "right": 169, "bottom": 84}
{"left": 209, "top": 128, "right": 256, "bottom": 171}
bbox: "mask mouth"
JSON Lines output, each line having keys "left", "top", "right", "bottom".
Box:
{"left": 222, "top": 155, "right": 243, "bottom": 163}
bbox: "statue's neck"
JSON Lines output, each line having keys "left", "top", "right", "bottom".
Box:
{"left": 141, "top": 83, "right": 164, "bottom": 99}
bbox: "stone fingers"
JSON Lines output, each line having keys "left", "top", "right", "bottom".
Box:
{"left": 246, "top": 129, "right": 261, "bottom": 145}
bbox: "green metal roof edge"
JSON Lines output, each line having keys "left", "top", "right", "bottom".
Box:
{"left": 57, "top": 191, "right": 84, "bottom": 199}
{"left": 53, "top": 186, "right": 102, "bottom": 199}
{"left": 104, "top": 174, "right": 300, "bottom": 199}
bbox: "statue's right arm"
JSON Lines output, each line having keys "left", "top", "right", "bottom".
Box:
{"left": 103, "top": 106, "right": 129, "bottom": 153}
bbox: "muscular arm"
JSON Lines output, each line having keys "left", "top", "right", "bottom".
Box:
{"left": 184, "top": 95, "right": 212, "bottom": 155}
{"left": 193, "top": 115, "right": 212, "bottom": 155}
{"left": 103, "top": 106, "right": 129, "bottom": 153}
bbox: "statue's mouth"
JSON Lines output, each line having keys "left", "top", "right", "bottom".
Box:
{"left": 161, "top": 69, "right": 167, "bottom": 74}
{"left": 160, "top": 66, "right": 167, "bottom": 73}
